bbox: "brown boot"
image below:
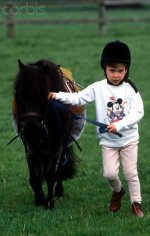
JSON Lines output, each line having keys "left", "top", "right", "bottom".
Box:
{"left": 109, "top": 187, "right": 125, "bottom": 212}
{"left": 132, "top": 202, "right": 144, "bottom": 217}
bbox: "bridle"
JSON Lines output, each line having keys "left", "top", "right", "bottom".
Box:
{"left": 21, "top": 112, "right": 45, "bottom": 121}
{"left": 16, "top": 110, "right": 49, "bottom": 154}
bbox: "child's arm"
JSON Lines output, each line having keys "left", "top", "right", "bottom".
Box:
{"left": 48, "top": 84, "right": 96, "bottom": 106}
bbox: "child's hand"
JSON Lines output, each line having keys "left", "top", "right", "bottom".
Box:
{"left": 107, "top": 123, "right": 117, "bottom": 134}
{"left": 48, "top": 92, "right": 57, "bottom": 100}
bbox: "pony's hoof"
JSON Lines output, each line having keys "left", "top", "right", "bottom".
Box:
{"left": 34, "top": 193, "right": 46, "bottom": 206}
{"left": 45, "top": 201, "right": 55, "bottom": 210}
{"left": 35, "top": 198, "right": 46, "bottom": 206}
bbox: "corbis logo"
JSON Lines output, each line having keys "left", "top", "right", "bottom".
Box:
{"left": 2, "top": 2, "right": 46, "bottom": 15}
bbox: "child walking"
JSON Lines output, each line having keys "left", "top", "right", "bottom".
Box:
{"left": 48, "top": 40, "right": 144, "bottom": 217}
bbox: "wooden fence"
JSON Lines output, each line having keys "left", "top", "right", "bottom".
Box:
{"left": 98, "top": 0, "right": 150, "bottom": 35}
{"left": 0, "top": 1, "right": 150, "bottom": 38}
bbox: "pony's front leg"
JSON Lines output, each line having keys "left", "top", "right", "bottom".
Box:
{"left": 26, "top": 154, "right": 46, "bottom": 206}
{"left": 45, "top": 175, "right": 55, "bottom": 210}
{"left": 29, "top": 173, "right": 46, "bottom": 206}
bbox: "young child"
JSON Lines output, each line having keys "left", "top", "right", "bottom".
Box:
{"left": 48, "top": 40, "right": 144, "bottom": 217}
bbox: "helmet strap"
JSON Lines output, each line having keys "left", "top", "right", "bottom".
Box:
{"left": 104, "top": 71, "right": 128, "bottom": 86}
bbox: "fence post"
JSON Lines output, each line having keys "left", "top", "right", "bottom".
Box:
{"left": 6, "top": 2, "right": 14, "bottom": 38}
{"left": 99, "top": 0, "right": 106, "bottom": 35}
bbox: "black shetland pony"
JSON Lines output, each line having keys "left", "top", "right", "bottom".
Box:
{"left": 13, "top": 59, "right": 83, "bottom": 209}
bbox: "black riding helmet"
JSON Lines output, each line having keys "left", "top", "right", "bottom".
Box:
{"left": 101, "top": 40, "right": 131, "bottom": 69}
{"left": 100, "top": 40, "right": 131, "bottom": 84}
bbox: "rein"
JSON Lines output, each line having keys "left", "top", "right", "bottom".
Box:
{"left": 7, "top": 134, "right": 21, "bottom": 145}
{"left": 48, "top": 100, "right": 123, "bottom": 138}
{"left": 49, "top": 100, "right": 82, "bottom": 152}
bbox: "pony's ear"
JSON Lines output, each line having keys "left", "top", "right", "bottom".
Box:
{"left": 18, "top": 59, "right": 24, "bottom": 70}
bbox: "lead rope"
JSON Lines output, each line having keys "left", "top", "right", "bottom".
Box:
{"left": 48, "top": 100, "right": 123, "bottom": 138}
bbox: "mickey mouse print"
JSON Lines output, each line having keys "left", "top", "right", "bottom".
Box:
{"left": 106, "top": 96, "right": 127, "bottom": 123}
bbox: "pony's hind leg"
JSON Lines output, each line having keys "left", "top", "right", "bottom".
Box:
{"left": 54, "top": 181, "right": 64, "bottom": 198}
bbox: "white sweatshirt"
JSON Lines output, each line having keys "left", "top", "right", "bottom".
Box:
{"left": 56, "top": 79, "right": 144, "bottom": 147}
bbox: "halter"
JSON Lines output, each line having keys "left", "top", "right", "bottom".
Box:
{"left": 21, "top": 112, "right": 45, "bottom": 121}
{"left": 20, "top": 111, "right": 48, "bottom": 152}
{"left": 7, "top": 112, "right": 47, "bottom": 145}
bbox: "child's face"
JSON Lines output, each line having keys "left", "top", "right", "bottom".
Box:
{"left": 105, "top": 63, "right": 127, "bottom": 86}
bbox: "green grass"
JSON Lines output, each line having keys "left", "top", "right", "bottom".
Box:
{"left": 0, "top": 3, "right": 150, "bottom": 236}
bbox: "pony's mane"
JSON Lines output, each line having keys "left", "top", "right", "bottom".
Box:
{"left": 14, "top": 60, "right": 65, "bottom": 107}
{"left": 30, "top": 59, "right": 65, "bottom": 93}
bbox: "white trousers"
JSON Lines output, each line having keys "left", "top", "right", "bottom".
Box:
{"left": 101, "top": 141, "right": 142, "bottom": 203}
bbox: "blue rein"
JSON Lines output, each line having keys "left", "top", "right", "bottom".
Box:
{"left": 48, "top": 100, "right": 122, "bottom": 138}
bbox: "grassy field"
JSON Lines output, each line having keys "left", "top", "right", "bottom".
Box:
{"left": 0, "top": 2, "right": 150, "bottom": 236}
